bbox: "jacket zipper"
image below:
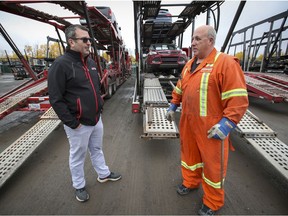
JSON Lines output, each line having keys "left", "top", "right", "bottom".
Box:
{"left": 81, "top": 57, "right": 99, "bottom": 122}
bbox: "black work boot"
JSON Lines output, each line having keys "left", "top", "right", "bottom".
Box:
{"left": 176, "top": 184, "right": 191, "bottom": 195}
{"left": 198, "top": 204, "right": 215, "bottom": 215}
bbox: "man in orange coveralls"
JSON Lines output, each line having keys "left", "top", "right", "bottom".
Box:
{"left": 166, "top": 25, "right": 248, "bottom": 215}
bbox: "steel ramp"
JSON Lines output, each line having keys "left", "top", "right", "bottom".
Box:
{"left": 236, "top": 110, "right": 276, "bottom": 138}
{"left": 143, "top": 78, "right": 169, "bottom": 106}
{"left": 236, "top": 110, "right": 288, "bottom": 181}
{"left": 245, "top": 72, "right": 288, "bottom": 102}
{"left": 246, "top": 137, "right": 288, "bottom": 180}
{"left": 142, "top": 107, "right": 179, "bottom": 139}
{"left": 0, "top": 107, "right": 60, "bottom": 188}
{"left": 0, "top": 80, "right": 47, "bottom": 119}
{"left": 142, "top": 77, "right": 179, "bottom": 139}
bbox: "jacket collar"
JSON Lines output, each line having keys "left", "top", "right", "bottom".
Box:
{"left": 66, "top": 49, "right": 89, "bottom": 63}
{"left": 192, "top": 48, "right": 217, "bottom": 73}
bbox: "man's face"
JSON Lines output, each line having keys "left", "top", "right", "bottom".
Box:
{"left": 191, "top": 27, "right": 212, "bottom": 59}
{"left": 69, "top": 28, "right": 91, "bottom": 57}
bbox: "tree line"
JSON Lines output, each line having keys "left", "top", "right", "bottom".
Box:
{"left": 0, "top": 42, "right": 137, "bottom": 64}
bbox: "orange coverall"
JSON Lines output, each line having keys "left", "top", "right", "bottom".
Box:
{"left": 171, "top": 48, "right": 249, "bottom": 211}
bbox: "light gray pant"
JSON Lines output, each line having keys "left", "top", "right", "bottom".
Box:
{"left": 64, "top": 117, "right": 110, "bottom": 189}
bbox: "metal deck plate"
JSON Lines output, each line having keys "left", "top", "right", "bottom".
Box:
{"left": 40, "top": 107, "right": 59, "bottom": 119}
{"left": 144, "top": 78, "right": 162, "bottom": 88}
{"left": 247, "top": 72, "right": 288, "bottom": 83}
{"left": 0, "top": 112, "right": 61, "bottom": 187}
{"left": 142, "top": 107, "right": 179, "bottom": 139}
{"left": 236, "top": 110, "right": 275, "bottom": 137}
{"left": 143, "top": 78, "right": 169, "bottom": 106}
{"left": 245, "top": 75, "right": 288, "bottom": 97}
{"left": 246, "top": 137, "right": 288, "bottom": 181}
{"left": 143, "top": 88, "right": 168, "bottom": 106}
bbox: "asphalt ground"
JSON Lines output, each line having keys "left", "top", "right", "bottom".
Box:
{"left": 0, "top": 73, "right": 287, "bottom": 215}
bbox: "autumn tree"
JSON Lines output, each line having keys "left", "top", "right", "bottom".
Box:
{"left": 24, "top": 45, "right": 34, "bottom": 57}
{"left": 10, "top": 51, "right": 19, "bottom": 59}
{"left": 2, "top": 42, "right": 135, "bottom": 65}
{"left": 101, "top": 51, "right": 110, "bottom": 62}
{"left": 235, "top": 51, "right": 243, "bottom": 60}
{"left": 130, "top": 55, "right": 136, "bottom": 64}
{"left": 256, "top": 54, "right": 263, "bottom": 61}
{"left": 48, "top": 42, "right": 64, "bottom": 58}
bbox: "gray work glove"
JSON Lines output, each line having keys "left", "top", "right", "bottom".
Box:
{"left": 165, "top": 103, "right": 177, "bottom": 122}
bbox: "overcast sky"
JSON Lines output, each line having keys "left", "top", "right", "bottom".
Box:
{"left": 0, "top": 0, "right": 287, "bottom": 56}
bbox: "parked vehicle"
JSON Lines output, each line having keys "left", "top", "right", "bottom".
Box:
{"left": 80, "top": 6, "right": 121, "bottom": 38}
{"left": 145, "top": 43, "right": 188, "bottom": 75}
{"left": 96, "top": 6, "right": 119, "bottom": 30}
{"left": 145, "top": 8, "right": 172, "bottom": 24}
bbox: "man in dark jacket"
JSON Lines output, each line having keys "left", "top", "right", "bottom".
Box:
{"left": 48, "top": 24, "right": 121, "bottom": 202}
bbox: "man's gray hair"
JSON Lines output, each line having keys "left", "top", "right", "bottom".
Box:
{"left": 207, "top": 27, "right": 216, "bottom": 45}
{"left": 65, "top": 24, "right": 89, "bottom": 43}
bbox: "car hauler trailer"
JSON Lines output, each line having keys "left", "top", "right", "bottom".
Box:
{"left": 0, "top": 1, "right": 131, "bottom": 118}
{"left": 79, "top": 5, "right": 132, "bottom": 98}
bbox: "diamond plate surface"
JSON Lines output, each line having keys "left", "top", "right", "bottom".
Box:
{"left": 143, "top": 88, "right": 168, "bottom": 105}
{"left": 143, "top": 107, "right": 179, "bottom": 138}
{"left": 245, "top": 75, "right": 288, "bottom": 98}
{"left": 236, "top": 110, "right": 275, "bottom": 137}
{"left": 40, "top": 107, "right": 59, "bottom": 119}
{"left": 247, "top": 137, "right": 288, "bottom": 181}
{"left": 0, "top": 118, "right": 61, "bottom": 187}
{"left": 143, "top": 77, "right": 168, "bottom": 106}
{"left": 144, "top": 78, "right": 162, "bottom": 88}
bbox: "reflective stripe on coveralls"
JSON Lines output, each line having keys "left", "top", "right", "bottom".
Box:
{"left": 199, "top": 52, "right": 221, "bottom": 117}
{"left": 203, "top": 173, "right": 222, "bottom": 189}
{"left": 181, "top": 161, "right": 203, "bottom": 171}
{"left": 174, "top": 86, "right": 182, "bottom": 95}
{"left": 181, "top": 161, "right": 224, "bottom": 189}
{"left": 222, "top": 88, "right": 248, "bottom": 100}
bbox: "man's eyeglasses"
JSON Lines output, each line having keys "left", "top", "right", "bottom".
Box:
{"left": 71, "top": 37, "right": 93, "bottom": 43}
